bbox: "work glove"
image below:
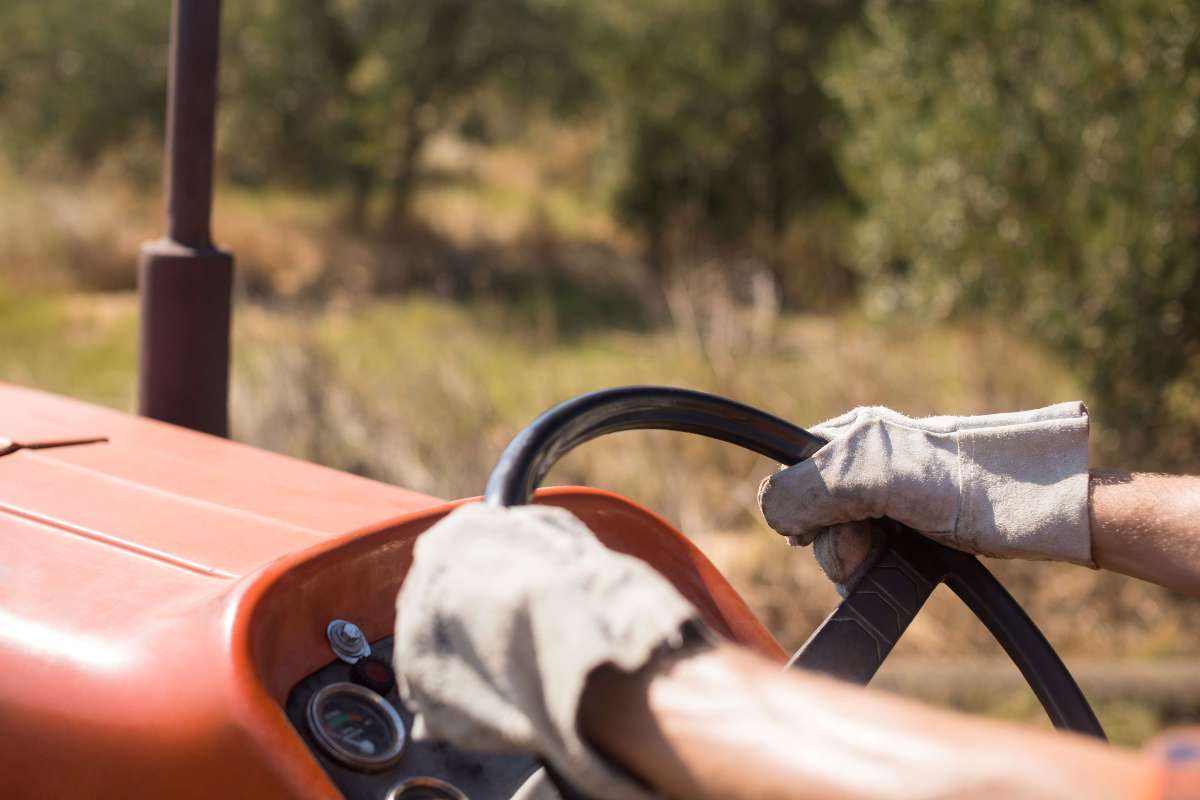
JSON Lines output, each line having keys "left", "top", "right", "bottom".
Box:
{"left": 757, "top": 403, "right": 1094, "bottom": 588}
{"left": 395, "top": 503, "right": 707, "bottom": 800}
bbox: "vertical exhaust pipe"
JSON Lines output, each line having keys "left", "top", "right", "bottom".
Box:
{"left": 137, "top": 0, "right": 233, "bottom": 436}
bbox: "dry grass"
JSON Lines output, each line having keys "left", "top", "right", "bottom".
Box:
{"left": 0, "top": 129, "right": 628, "bottom": 303}
{"left": 0, "top": 165, "right": 156, "bottom": 292}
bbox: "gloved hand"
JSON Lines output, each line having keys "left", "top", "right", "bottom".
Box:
{"left": 757, "top": 403, "right": 1094, "bottom": 587}
{"left": 395, "top": 502, "right": 708, "bottom": 800}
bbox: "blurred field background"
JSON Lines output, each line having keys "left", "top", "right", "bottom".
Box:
{"left": 3, "top": 0, "right": 1200, "bottom": 745}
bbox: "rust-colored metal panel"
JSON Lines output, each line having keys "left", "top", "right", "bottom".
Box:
{"left": 0, "top": 382, "right": 440, "bottom": 537}
{"left": 0, "top": 384, "right": 780, "bottom": 798}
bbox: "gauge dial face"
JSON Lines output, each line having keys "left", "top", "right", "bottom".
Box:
{"left": 307, "top": 683, "right": 406, "bottom": 770}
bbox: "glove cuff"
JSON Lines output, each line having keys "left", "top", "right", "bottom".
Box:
{"left": 396, "top": 503, "right": 706, "bottom": 800}
{"left": 956, "top": 408, "right": 1093, "bottom": 566}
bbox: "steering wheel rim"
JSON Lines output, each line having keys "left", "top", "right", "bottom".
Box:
{"left": 485, "top": 385, "right": 1105, "bottom": 741}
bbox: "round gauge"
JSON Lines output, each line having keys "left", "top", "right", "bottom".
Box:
{"left": 306, "top": 682, "right": 406, "bottom": 770}
{"left": 385, "top": 777, "right": 469, "bottom": 800}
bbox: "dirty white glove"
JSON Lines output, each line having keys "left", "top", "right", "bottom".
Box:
{"left": 395, "top": 503, "right": 707, "bottom": 800}
{"left": 758, "top": 403, "right": 1094, "bottom": 584}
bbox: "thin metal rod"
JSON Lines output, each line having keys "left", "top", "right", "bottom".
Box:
{"left": 165, "top": 0, "right": 221, "bottom": 247}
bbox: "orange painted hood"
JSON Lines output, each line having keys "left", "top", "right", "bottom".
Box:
{"left": 0, "top": 382, "right": 781, "bottom": 798}
{"left": 0, "top": 383, "right": 441, "bottom": 797}
{"left": 0, "top": 381, "right": 442, "bottom": 573}
{"left": 0, "top": 380, "right": 441, "bottom": 681}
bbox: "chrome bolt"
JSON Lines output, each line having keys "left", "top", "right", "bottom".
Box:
{"left": 327, "top": 618, "right": 371, "bottom": 663}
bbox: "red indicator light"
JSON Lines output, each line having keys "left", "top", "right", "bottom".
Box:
{"left": 350, "top": 656, "right": 396, "bottom": 695}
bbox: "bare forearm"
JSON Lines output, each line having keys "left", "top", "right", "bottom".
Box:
{"left": 581, "top": 643, "right": 1148, "bottom": 800}
{"left": 1091, "top": 471, "right": 1200, "bottom": 595}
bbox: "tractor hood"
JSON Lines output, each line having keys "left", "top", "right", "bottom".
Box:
{"left": 0, "top": 382, "right": 781, "bottom": 799}
{"left": 0, "top": 379, "right": 442, "bottom": 694}
{"left": 0, "top": 382, "right": 441, "bottom": 581}
{"left": 0, "top": 383, "right": 443, "bottom": 797}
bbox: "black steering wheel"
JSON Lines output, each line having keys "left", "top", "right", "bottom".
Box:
{"left": 485, "top": 386, "right": 1104, "bottom": 743}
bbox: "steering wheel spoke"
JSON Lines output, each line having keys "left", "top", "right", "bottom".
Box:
{"left": 789, "top": 525, "right": 947, "bottom": 683}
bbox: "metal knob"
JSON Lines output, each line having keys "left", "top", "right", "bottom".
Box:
{"left": 326, "top": 619, "right": 371, "bottom": 663}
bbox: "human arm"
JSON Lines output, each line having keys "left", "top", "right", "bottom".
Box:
{"left": 758, "top": 404, "right": 1200, "bottom": 597}
{"left": 580, "top": 640, "right": 1148, "bottom": 800}
{"left": 1091, "top": 472, "right": 1200, "bottom": 596}
{"left": 396, "top": 503, "right": 1159, "bottom": 800}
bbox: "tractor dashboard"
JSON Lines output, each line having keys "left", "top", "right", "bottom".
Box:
{"left": 286, "top": 633, "right": 538, "bottom": 799}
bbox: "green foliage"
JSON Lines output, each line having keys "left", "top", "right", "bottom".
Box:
{"left": 0, "top": 289, "right": 137, "bottom": 409}
{"left": 0, "top": 0, "right": 169, "bottom": 168}
{"left": 827, "top": 0, "right": 1200, "bottom": 466}
{"left": 0, "top": 0, "right": 594, "bottom": 223}
{"left": 602, "top": 0, "right": 857, "bottom": 272}
{"left": 3, "top": 0, "right": 1200, "bottom": 466}
{"left": 220, "top": 0, "right": 596, "bottom": 225}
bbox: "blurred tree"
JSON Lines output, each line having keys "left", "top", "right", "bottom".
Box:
{"left": 827, "top": 0, "right": 1200, "bottom": 467}
{"left": 221, "top": 0, "right": 595, "bottom": 229}
{"left": 0, "top": 0, "right": 594, "bottom": 229}
{"left": 603, "top": 0, "right": 858, "bottom": 282}
{"left": 0, "top": 0, "right": 169, "bottom": 171}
